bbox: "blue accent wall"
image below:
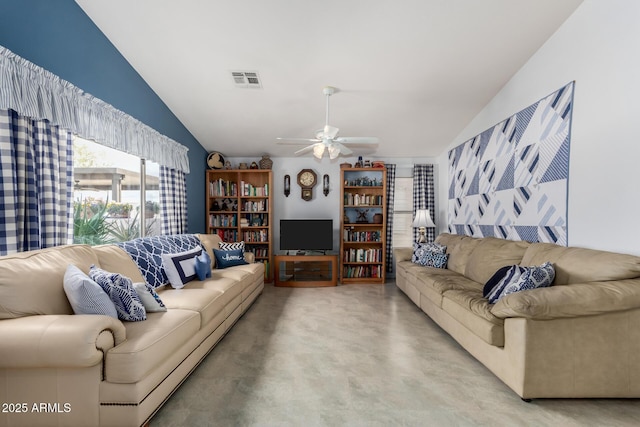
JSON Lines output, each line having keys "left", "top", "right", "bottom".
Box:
{"left": 0, "top": 0, "right": 206, "bottom": 233}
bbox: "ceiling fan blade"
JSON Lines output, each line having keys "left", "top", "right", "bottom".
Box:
{"left": 334, "top": 136, "right": 379, "bottom": 145}
{"left": 294, "top": 145, "right": 316, "bottom": 156}
{"left": 332, "top": 142, "right": 353, "bottom": 157}
{"left": 276, "top": 137, "right": 321, "bottom": 145}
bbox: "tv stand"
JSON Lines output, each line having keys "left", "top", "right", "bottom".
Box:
{"left": 274, "top": 254, "right": 338, "bottom": 287}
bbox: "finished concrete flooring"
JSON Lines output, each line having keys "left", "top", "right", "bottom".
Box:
{"left": 151, "top": 282, "right": 640, "bottom": 426}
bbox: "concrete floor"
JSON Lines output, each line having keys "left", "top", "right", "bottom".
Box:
{"left": 151, "top": 282, "right": 640, "bottom": 426}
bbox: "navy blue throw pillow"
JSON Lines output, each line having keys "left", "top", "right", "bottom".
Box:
{"left": 482, "top": 265, "right": 514, "bottom": 297}
{"left": 213, "top": 248, "right": 248, "bottom": 269}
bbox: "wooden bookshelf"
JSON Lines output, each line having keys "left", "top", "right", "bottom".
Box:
{"left": 206, "top": 169, "right": 273, "bottom": 282}
{"left": 339, "top": 167, "right": 386, "bottom": 284}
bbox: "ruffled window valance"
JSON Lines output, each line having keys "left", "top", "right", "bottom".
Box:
{"left": 0, "top": 45, "right": 189, "bottom": 173}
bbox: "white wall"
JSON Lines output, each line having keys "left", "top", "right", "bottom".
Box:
{"left": 437, "top": 0, "right": 640, "bottom": 255}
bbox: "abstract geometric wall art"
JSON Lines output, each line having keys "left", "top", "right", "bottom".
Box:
{"left": 447, "top": 82, "right": 574, "bottom": 245}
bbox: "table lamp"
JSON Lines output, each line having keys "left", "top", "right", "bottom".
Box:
{"left": 412, "top": 209, "right": 435, "bottom": 243}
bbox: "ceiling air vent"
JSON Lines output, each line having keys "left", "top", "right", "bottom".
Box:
{"left": 231, "top": 71, "right": 262, "bottom": 89}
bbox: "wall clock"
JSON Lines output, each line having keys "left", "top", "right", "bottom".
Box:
{"left": 207, "top": 151, "right": 226, "bottom": 169}
{"left": 297, "top": 169, "right": 317, "bottom": 201}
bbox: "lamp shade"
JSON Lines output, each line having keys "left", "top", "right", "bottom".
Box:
{"left": 412, "top": 209, "right": 435, "bottom": 228}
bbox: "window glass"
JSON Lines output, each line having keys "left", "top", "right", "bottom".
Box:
{"left": 72, "top": 136, "right": 160, "bottom": 244}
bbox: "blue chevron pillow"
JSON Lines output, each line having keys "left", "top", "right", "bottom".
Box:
{"left": 89, "top": 265, "right": 147, "bottom": 321}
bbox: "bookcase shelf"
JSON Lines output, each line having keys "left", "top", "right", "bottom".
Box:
{"left": 339, "top": 167, "right": 386, "bottom": 284}
{"left": 206, "top": 169, "right": 273, "bottom": 282}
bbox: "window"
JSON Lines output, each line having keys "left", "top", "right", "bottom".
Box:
{"left": 72, "top": 136, "right": 161, "bottom": 244}
{"left": 393, "top": 177, "right": 414, "bottom": 248}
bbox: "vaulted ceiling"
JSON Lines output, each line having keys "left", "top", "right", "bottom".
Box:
{"left": 75, "top": 0, "right": 583, "bottom": 159}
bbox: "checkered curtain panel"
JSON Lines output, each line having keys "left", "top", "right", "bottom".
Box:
{"left": 0, "top": 109, "right": 73, "bottom": 255}
{"left": 385, "top": 164, "right": 396, "bottom": 272}
{"left": 413, "top": 164, "right": 436, "bottom": 243}
{"left": 159, "top": 165, "right": 188, "bottom": 235}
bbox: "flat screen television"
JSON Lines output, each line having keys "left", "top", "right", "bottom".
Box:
{"left": 280, "top": 219, "right": 333, "bottom": 252}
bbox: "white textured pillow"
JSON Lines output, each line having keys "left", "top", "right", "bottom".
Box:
{"left": 161, "top": 247, "right": 202, "bottom": 289}
{"left": 133, "top": 282, "right": 167, "bottom": 312}
{"left": 63, "top": 264, "right": 118, "bottom": 318}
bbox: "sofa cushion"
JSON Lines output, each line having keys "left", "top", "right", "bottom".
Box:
{"left": 89, "top": 266, "right": 146, "bottom": 322}
{"left": 157, "top": 285, "right": 226, "bottom": 327}
{"left": 162, "top": 247, "right": 202, "bottom": 289}
{"left": 465, "top": 237, "right": 530, "bottom": 284}
{"left": 435, "top": 233, "right": 481, "bottom": 275}
{"left": 92, "top": 244, "right": 146, "bottom": 283}
{"left": 105, "top": 309, "right": 200, "bottom": 383}
{"left": 411, "top": 268, "right": 480, "bottom": 307}
{"left": 0, "top": 245, "right": 98, "bottom": 319}
{"left": 521, "top": 243, "right": 640, "bottom": 285}
{"left": 442, "top": 289, "right": 505, "bottom": 346}
{"left": 63, "top": 264, "right": 118, "bottom": 318}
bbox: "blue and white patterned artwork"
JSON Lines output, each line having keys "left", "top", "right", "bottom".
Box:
{"left": 447, "top": 82, "right": 574, "bottom": 245}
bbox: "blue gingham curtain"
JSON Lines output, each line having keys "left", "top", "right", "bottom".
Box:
{"left": 0, "top": 109, "right": 73, "bottom": 255}
{"left": 159, "top": 165, "right": 188, "bottom": 235}
{"left": 385, "top": 164, "right": 396, "bottom": 273}
{"left": 413, "top": 164, "right": 436, "bottom": 243}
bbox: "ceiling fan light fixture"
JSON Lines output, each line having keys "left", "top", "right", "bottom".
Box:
{"left": 313, "top": 143, "right": 325, "bottom": 159}
{"left": 328, "top": 144, "right": 340, "bottom": 159}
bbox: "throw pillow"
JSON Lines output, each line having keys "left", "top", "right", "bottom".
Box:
{"left": 133, "top": 282, "right": 167, "bottom": 312}
{"left": 219, "top": 241, "right": 245, "bottom": 252}
{"left": 497, "top": 262, "right": 555, "bottom": 301}
{"left": 63, "top": 264, "right": 118, "bottom": 318}
{"left": 194, "top": 250, "right": 212, "bottom": 280}
{"left": 411, "top": 242, "right": 446, "bottom": 264}
{"left": 486, "top": 265, "right": 526, "bottom": 304}
{"left": 482, "top": 265, "right": 514, "bottom": 297}
{"left": 161, "top": 247, "right": 203, "bottom": 289}
{"left": 213, "top": 248, "right": 248, "bottom": 269}
{"left": 89, "top": 265, "right": 146, "bottom": 321}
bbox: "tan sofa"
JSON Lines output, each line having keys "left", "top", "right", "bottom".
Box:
{"left": 394, "top": 233, "right": 640, "bottom": 400}
{"left": 0, "top": 234, "right": 264, "bottom": 427}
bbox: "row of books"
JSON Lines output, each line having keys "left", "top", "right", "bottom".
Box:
{"left": 344, "top": 193, "right": 383, "bottom": 206}
{"left": 208, "top": 179, "right": 269, "bottom": 197}
{"left": 240, "top": 181, "right": 269, "bottom": 197}
{"left": 242, "top": 230, "right": 268, "bottom": 242}
{"left": 343, "top": 248, "right": 383, "bottom": 263}
{"left": 242, "top": 200, "right": 268, "bottom": 212}
{"left": 214, "top": 229, "right": 238, "bottom": 241}
{"left": 246, "top": 246, "right": 269, "bottom": 258}
{"left": 342, "top": 265, "right": 383, "bottom": 278}
{"left": 209, "top": 179, "right": 237, "bottom": 197}
{"left": 209, "top": 214, "right": 237, "bottom": 227}
{"left": 343, "top": 230, "right": 381, "bottom": 242}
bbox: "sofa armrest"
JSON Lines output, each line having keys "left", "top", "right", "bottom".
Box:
{"left": 244, "top": 251, "right": 255, "bottom": 263}
{"left": 394, "top": 247, "right": 413, "bottom": 263}
{"left": 491, "top": 278, "right": 640, "bottom": 320}
{"left": 0, "top": 314, "right": 126, "bottom": 368}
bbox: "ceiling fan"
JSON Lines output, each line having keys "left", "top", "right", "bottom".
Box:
{"left": 276, "top": 86, "right": 379, "bottom": 159}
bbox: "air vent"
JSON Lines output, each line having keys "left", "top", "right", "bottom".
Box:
{"left": 231, "top": 71, "right": 262, "bottom": 89}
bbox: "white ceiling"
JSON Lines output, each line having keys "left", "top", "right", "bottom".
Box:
{"left": 75, "top": 0, "right": 583, "bottom": 159}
